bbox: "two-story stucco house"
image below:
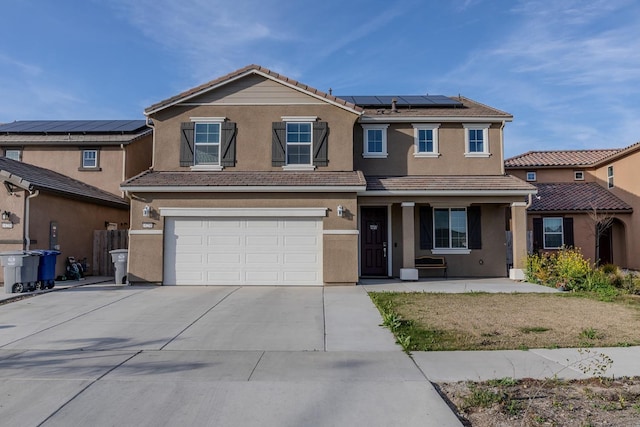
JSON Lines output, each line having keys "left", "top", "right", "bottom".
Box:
{"left": 122, "top": 64, "right": 536, "bottom": 286}
{"left": 505, "top": 143, "right": 639, "bottom": 269}
{"left": 0, "top": 120, "right": 152, "bottom": 283}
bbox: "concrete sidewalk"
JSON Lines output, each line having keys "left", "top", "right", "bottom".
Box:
{"left": 412, "top": 346, "right": 640, "bottom": 382}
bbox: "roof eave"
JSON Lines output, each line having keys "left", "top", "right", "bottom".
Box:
{"left": 359, "top": 189, "right": 537, "bottom": 197}
{"left": 120, "top": 185, "right": 367, "bottom": 193}
{"left": 360, "top": 116, "right": 513, "bottom": 123}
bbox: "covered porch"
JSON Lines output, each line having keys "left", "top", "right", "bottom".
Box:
{"left": 358, "top": 175, "right": 537, "bottom": 281}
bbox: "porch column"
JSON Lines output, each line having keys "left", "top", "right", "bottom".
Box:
{"left": 510, "top": 201, "right": 528, "bottom": 280}
{"left": 400, "top": 202, "right": 419, "bottom": 281}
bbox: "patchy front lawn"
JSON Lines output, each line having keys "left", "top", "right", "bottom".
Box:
{"left": 369, "top": 293, "right": 640, "bottom": 351}
{"left": 369, "top": 292, "right": 640, "bottom": 426}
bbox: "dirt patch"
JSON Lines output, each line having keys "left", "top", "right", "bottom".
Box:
{"left": 438, "top": 376, "right": 640, "bottom": 426}
{"left": 381, "top": 293, "right": 640, "bottom": 350}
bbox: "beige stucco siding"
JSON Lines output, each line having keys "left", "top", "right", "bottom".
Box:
{"left": 594, "top": 152, "right": 640, "bottom": 269}
{"left": 187, "top": 74, "right": 326, "bottom": 105}
{"left": 127, "top": 192, "right": 359, "bottom": 285}
{"left": 354, "top": 123, "right": 504, "bottom": 176}
{"left": 509, "top": 168, "right": 596, "bottom": 183}
{"left": 20, "top": 147, "right": 126, "bottom": 196}
{"left": 151, "top": 104, "right": 358, "bottom": 172}
{"left": 0, "top": 192, "right": 128, "bottom": 284}
{"left": 124, "top": 134, "right": 153, "bottom": 181}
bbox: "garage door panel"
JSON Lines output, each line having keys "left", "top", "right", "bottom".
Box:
{"left": 165, "top": 217, "right": 322, "bottom": 286}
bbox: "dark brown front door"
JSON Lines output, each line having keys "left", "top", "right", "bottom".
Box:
{"left": 598, "top": 225, "right": 613, "bottom": 265}
{"left": 361, "top": 207, "right": 388, "bottom": 276}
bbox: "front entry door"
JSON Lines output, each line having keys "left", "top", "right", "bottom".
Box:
{"left": 361, "top": 207, "right": 388, "bottom": 276}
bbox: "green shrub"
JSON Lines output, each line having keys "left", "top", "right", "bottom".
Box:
{"left": 554, "top": 247, "right": 591, "bottom": 289}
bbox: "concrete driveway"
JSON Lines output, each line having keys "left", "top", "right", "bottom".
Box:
{"left": 0, "top": 284, "right": 461, "bottom": 427}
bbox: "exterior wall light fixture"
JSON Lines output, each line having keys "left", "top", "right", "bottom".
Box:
{"left": 337, "top": 205, "right": 344, "bottom": 217}
{"left": 142, "top": 205, "right": 151, "bottom": 217}
{"left": 1, "top": 211, "right": 10, "bottom": 221}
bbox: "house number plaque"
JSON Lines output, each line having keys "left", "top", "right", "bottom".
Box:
{"left": 369, "top": 224, "right": 378, "bottom": 231}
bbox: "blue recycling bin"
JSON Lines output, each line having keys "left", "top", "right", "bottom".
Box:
{"left": 30, "top": 250, "right": 61, "bottom": 289}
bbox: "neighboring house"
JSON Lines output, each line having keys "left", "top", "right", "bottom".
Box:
{"left": 505, "top": 143, "right": 640, "bottom": 269}
{"left": 0, "top": 120, "right": 153, "bottom": 196}
{"left": 122, "top": 64, "right": 536, "bottom": 286}
{"left": 0, "top": 157, "right": 130, "bottom": 283}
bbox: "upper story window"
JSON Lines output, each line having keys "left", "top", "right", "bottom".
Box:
{"left": 4, "top": 149, "right": 21, "bottom": 161}
{"left": 194, "top": 122, "right": 221, "bottom": 166}
{"left": 526, "top": 171, "right": 537, "bottom": 181}
{"left": 574, "top": 171, "right": 584, "bottom": 181}
{"left": 80, "top": 149, "right": 101, "bottom": 170}
{"left": 362, "top": 124, "right": 389, "bottom": 158}
{"left": 543, "top": 217, "right": 563, "bottom": 249}
{"left": 412, "top": 124, "right": 440, "bottom": 157}
{"left": 286, "top": 122, "right": 312, "bottom": 165}
{"left": 607, "top": 166, "right": 614, "bottom": 188}
{"left": 272, "top": 117, "right": 327, "bottom": 170}
{"left": 463, "top": 123, "right": 490, "bottom": 157}
{"left": 180, "top": 117, "right": 236, "bottom": 170}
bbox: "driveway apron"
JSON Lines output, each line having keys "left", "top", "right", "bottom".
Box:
{"left": 0, "top": 284, "right": 462, "bottom": 427}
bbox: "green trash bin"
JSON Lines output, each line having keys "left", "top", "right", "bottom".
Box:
{"left": 1, "top": 251, "right": 40, "bottom": 293}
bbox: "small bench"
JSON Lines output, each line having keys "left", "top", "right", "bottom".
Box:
{"left": 415, "top": 255, "right": 447, "bottom": 278}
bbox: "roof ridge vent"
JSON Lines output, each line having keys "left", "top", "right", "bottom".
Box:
{"left": 391, "top": 98, "right": 398, "bottom": 113}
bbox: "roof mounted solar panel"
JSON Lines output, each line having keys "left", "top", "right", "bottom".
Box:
{"left": 337, "top": 95, "right": 463, "bottom": 108}
{"left": 0, "top": 120, "right": 147, "bottom": 134}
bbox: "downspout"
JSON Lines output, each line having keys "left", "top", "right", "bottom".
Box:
{"left": 146, "top": 116, "right": 155, "bottom": 170}
{"left": 121, "top": 143, "right": 126, "bottom": 198}
{"left": 24, "top": 189, "right": 40, "bottom": 251}
{"left": 500, "top": 120, "right": 506, "bottom": 175}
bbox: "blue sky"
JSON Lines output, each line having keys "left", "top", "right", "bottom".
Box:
{"left": 1, "top": 0, "right": 638, "bottom": 158}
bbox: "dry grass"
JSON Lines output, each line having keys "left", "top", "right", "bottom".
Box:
{"left": 371, "top": 293, "right": 640, "bottom": 350}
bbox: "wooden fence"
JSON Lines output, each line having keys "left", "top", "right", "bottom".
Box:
{"left": 92, "top": 230, "right": 128, "bottom": 276}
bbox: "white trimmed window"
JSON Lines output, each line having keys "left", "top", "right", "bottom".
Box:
{"left": 281, "top": 116, "right": 317, "bottom": 170}
{"left": 574, "top": 171, "right": 584, "bottom": 181}
{"left": 4, "top": 149, "right": 21, "bottom": 161}
{"left": 543, "top": 217, "right": 563, "bottom": 249}
{"left": 526, "top": 171, "right": 537, "bottom": 181}
{"left": 194, "top": 121, "right": 221, "bottom": 166}
{"left": 433, "top": 208, "right": 468, "bottom": 252}
{"left": 82, "top": 149, "right": 98, "bottom": 169}
{"left": 362, "top": 124, "right": 389, "bottom": 158}
{"left": 607, "top": 166, "right": 614, "bottom": 188}
{"left": 463, "top": 123, "right": 490, "bottom": 157}
{"left": 412, "top": 124, "right": 440, "bottom": 157}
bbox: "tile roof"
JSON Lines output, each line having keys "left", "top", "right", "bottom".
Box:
{"left": 505, "top": 149, "right": 622, "bottom": 168}
{"left": 145, "top": 64, "right": 364, "bottom": 115}
{"left": 360, "top": 96, "right": 512, "bottom": 119}
{"left": 122, "top": 170, "right": 367, "bottom": 189}
{"left": 0, "top": 157, "right": 129, "bottom": 209}
{"left": 365, "top": 175, "right": 536, "bottom": 193}
{"left": 529, "top": 183, "right": 632, "bottom": 212}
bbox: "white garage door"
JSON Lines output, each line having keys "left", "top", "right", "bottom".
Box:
{"left": 164, "top": 217, "right": 323, "bottom": 286}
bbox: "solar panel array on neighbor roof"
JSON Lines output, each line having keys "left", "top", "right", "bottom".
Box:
{"left": 338, "top": 95, "right": 463, "bottom": 107}
{"left": 0, "top": 120, "right": 147, "bottom": 134}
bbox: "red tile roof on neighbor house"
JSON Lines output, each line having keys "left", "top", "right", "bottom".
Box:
{"left": 529, "top": 183, "right": 632, "bottom": 212}
{"left": 505, "top": 149, "right": 622, "bottom": 168}
{"left": 121, "top": 170, "right": 367, "bottom": 189}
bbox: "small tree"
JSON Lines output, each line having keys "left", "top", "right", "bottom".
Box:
{"left": 588, "top": 203, "right": 615, "bottom": 266}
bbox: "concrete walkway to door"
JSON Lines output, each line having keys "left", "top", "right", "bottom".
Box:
{"left": 0, "top": 283, "right": 463, "bottom": 427}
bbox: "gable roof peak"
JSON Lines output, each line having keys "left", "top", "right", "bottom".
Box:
{"left": 145, "top": 64, "right": 363, "bottom": 116}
